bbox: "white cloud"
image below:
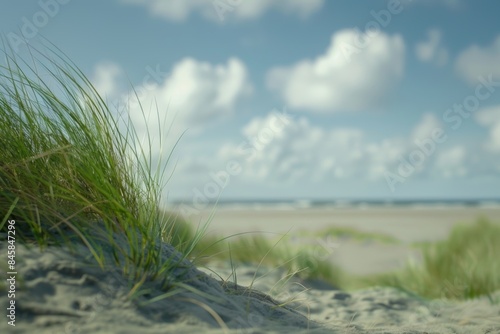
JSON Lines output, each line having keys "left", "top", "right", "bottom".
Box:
{"left": 118, "top": 0, "right": 324, "bottom": 22}
{"left": 402, "top": 0, "right": 464, "bottom": 9}
{"left": 415, "top": 29, "right": 448, "bottom": 66}
{"left": 434, "top": 146, "right": 467, "bottom": 178}
{"left": 91, "top": 61, "right": 124, "bottom": 98}
{"left": 266, "top": 29, "right": 405, "bottom": 113}
{"left": 455, "top": 35, "right": 500, "bottom": 84}
{"left": 411, "top": 112, "right": 442, "bottom": 143}
{"left": 125, "top": 57, "right": 251, "bottom": 131}
{"left": 228, "top": 0, "right": 324, "bottom": 20}
{"left": 208, "top": 111, "right": 474, "bottom": 186}
{"left": 215, "top": 112, "right": 409, "bottom": 183}
{"left": 476, "top": 105, "right": 500, "bottom": 152}
{"left": 171, "top": 110, "right": 488, "bottom": 200}
{"left": 90, "top": 57, "right": 251, "bottom": 174}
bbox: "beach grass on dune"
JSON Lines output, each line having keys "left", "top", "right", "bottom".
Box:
{"left": 0, "top": 43, "right": 339, "bottom": 304}
{"left": 0, "top": 44, "right": 201, "bottom": 288}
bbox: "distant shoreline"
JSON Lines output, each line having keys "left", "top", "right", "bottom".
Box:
{"left": 169, "top": 198, "right": 500, "bottom": 211}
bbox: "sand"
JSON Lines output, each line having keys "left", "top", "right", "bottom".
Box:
{"left": 189, "top": 205, "right": 500, "bottom": 275}
{"left": 2, "top": 239, "right": 500, "bottom": 334}
{"left": 1, "top": 206, "right": 500, "bottom": 333}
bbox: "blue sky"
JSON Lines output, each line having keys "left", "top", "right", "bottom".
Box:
{"left": 2, "top": 0, "right": 500, "bottom": 204}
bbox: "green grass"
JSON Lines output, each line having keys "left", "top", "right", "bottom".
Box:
{"left": 315, "top": 226, "right": 399, "bottom": 244}
{"left": 164, "top": 214, "right": 500, "bottom": 302}
{"left": 157, "top": 215, "right": 345, "bottom": 287}
{"left": 0, "top": 43, "right": 196, "bottom": 285}
{"left": 356, "top": 218, "right": 500, "bottom": 300}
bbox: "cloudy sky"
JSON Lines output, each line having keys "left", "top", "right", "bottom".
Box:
{"left": 2, "top": 0, "right": 500, "bottom": 203}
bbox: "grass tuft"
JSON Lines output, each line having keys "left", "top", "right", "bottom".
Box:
{"left": 0, "top": 43, "right": 186, "bottom": 285}
{"left": 316, "top": 226, "right": 398, "bottom": 244}
{"left": 357, "top": 218, "right": 500, "bottom": 300}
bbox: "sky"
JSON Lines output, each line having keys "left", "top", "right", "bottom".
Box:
{"left": 1, "top": 0, "right": 500, "bottom": 205}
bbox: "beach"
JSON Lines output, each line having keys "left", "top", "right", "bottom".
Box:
{"left": 2, "top": 204, "right": 500, "bottom": 333}
{"left": 190, "top": 204, "right": 500, "bottom": 275}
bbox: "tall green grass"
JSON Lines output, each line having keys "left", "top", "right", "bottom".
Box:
{"left": 0, "top": 44, "right": 191, "bottom": 283}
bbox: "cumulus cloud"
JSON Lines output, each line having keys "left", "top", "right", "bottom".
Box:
{"left": 434, "top": 146, "right": 467, "bottom": 178}
{"left": 91, "top": 58, "right": 252, "bottom": 126}
{"left": 475, "top": 105, "right": 500, "bottom": 152}
{"left": 118, "top": 0, "right": 324, "bottom": 22}
{"left": 89, "top": 57, "right": 252, "bottom": 176}
{"left": 266, "top": 29, "right": 405, "bottom": 113}
{"left": 203, "top": 111, "right": 478, "bottom": 187}
{"left": 402, "top": 0, "right": 464, "bottom": 9}
{"left": 411, "top": 113, "right": 443, "bottom": 143}
{"left": 91, "top": 61, "right": 124, "bottom": 98}
{"left": 455, "top": 35, "right": 500, "bottom": 84}
{"left": 214, "top": 111, "right": 430, "bottom": 184}
{"left": 415, "top": 29, "right": 449, "bottom": 66}
{"left": 124, "top": 57, "right": 251, "bottom": 131}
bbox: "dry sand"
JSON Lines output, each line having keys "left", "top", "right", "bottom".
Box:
{"left": 190, "top": 205, "right": 500, "bottom": 275}
{"left": 2, "top": 234, "right": 500, "bottom": 334}
{"left": 1, "top": 206, "right": 500, "bottom": 333}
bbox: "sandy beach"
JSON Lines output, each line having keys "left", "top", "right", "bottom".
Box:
{"left": 2, "top": 211, "right": 500, "bottom": 334}
{"left": 190, "top": 205, "right": 500, "bottom": 275}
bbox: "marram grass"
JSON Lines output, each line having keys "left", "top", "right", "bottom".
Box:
{"left": 0, "top": 44, "right": 193, "bottom": 283}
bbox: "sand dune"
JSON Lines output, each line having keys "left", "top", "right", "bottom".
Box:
{"left": 2, "top": 220, "right": 499, "bottom": 334}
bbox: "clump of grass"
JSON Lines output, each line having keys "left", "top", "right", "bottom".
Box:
{"left": 0, "top": 43, "right": 184, "bottom": 282}
{"left": 358, "top": 218, "right": 500, "bottom": 300}
{"left": 316, "top": 226, "right": 398, "bottom": 244}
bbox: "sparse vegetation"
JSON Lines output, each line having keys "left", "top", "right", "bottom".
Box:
{"left": 316, "top": 226, "right": 398, "bottom": 244}
{"left": 165, "top": 214, "right": 500, "bottom": 301}
{"left": 356, "top": 218, "right": 500, "bottom": 300}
